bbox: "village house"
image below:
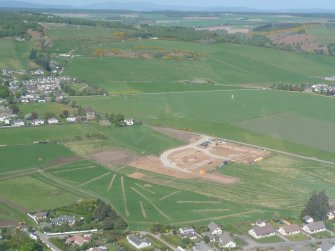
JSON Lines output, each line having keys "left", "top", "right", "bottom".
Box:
{"left": 278, "top": 224, "right": 301, "bottom": 236}
{"left": 207, "top": 221, "right": 222, "bottom": 235}
{"left": 248, "top": 224, "right": 276, "bottom": 239}
{"left": 50, "top": 215, "right": 76, "bottom": 226}
{"left": 127, "top": 235, "right": 151, "bottom": 249}
{"left": 86, "top": 112, "right": 96, "bottom": 121}
{"left": 218, "top": 233, "right": 236, "bottom": 248}
{"left": 179, "top": 227, "right": 198, "bottom": 239}
{"left": 302, "top": 221, "right": 326, "bottom": 234}
{"left": 32, "top": 119, "right": 45, "bottom": 126}
{"left": 193, "top": 242, "right": 214, "bottom": 251}
{"left": 124, "top": 119, "right": 134, "bottom": 126}
{"left": 317, "top": 242, "right": 335, "bottom": 251}
{"left": 303, "top": 216, "right": 314, "bottom": 224}
{"left": 13, "top": 120, "right": 25, "bottom": 127}
{"left": 31, "top": 211, "right": 48, "bottom": 222}
{"left": 202, "top": 232, "right": 218, "bottom": 242}
{"left": 48, "top": 117, "right": 59, "bottom": 124}
{"left": 65, "top": 234, "right": 91, "bottom": 246}
{"left": 327, "top": 206, "right": 335, "bottom": 220}
{"left": 66, "top": 117, "right": 76, "bottom": 123}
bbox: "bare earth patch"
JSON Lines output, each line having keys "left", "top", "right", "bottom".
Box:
{"left": 128, "top": 172, "right": 146, "bottom": 179}
{"left": 89, "top": 148, "right": 137, "bottom": 167}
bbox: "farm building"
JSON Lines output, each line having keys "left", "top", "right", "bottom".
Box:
{"left": 218, "top": 233, "right": 236, "bottom": 248}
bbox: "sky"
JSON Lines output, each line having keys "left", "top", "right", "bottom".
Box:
{"left": 22, "top": 0, "right": 335, "bottom": 10}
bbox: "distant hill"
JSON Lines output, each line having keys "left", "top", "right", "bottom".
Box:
{"left": 0, "top": 0, "right": 334, "bottom": 13}
{"left": 0, "top": 0, "right": 71, "bottom": 9}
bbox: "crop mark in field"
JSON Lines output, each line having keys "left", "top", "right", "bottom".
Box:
{"left": 139, "top": 201, "right": 147, "bottom": 219}
{"left": 79, "top": 172, "right": 111, "bottom": 187}
{"left": 176, "top": 210, "right": 262, "bottom": 225}
{"left": 130, "top": 187, "right": 171, "bottom": 221}
{"left": 107, "top": 174, "right": 117, "bottom": 192}
{"left": 121, "top": 176, "right": 130, "bottom": 217}
{"left": 191, "top": 209, "right": 230, "bottom": 213}
{"left": 52, "top": 165, "right": 97, "bottom": 174}
{"left": 177, "top": 201, "right": 222, "bottom": 204}
{"left": 135, "top": 183, "right": 155, "bottom": 194}
{"left": 159, "top": 191, "right": 180, "bottom": 201}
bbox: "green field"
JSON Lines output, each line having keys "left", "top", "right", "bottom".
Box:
{"left": 0, "top": 144, "right": 74, "bottom": 174}
{"left": 18, "top": 103, "right": 77, "bottom": 118}
{"left": 71, "top": 90, "right": 335, "bottom": 160}
{"left": 63, "top": 40, "right": 335, "bottom": 92}
{"left": 0, "top": 38, "right": 32, "bottom": 69}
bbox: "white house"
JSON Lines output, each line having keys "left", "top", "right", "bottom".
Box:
{"left": 278, "top": 224, "right": 301, "bottom": 236}
{"left": 248, "top": 224, "right": 276, "bottom": 239}
{"left": 38, "top": 99, "right": 46, "bottom": 103}
{"left": 48, "top": 118, "right": 59, "bottom": 124}
{"left": 179, "top": 227, "right": 197, "bottom": 239}
{"left": 302, "top": 221, "right": 326, "bottom": 234}
{"left": 127, "top": 235, "right": 151, "bottom": 249}
{"left": 218, "top": 233, "right": 236, "bottom": 248}
{"left": 32, "top": 119, "right": 45, "bottom": 126}
{"left": 13, "top": 120, "right": 25, "bottom": 127}
{"left": 207, "top": 222, "right": 222, "bottom": 235}
{"left": 124, "top": 119, "right": 134, "bottom": 126}
{"left": 303, "top": 216, "right": 314, "bottom": 224}
{"left": 66, "top": 117, "right": 76, "bottom": 123}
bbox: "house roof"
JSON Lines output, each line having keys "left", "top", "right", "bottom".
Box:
{"left": 281, "top": 224, "right": 300, "bottom": 233}
{"left": 67, "top": 235, "right": 90, "bottom": 245}
{"left": 128, "top": 235, "right": 150, "bottom": 246}
{"left": 253, "top": 224, "right": 276, "bottom": 236}
{"left": 208, "top": 222, "right": 220, "bottom": 232}
{"left": 305, "top": 221, "right": 326, "bottom": 231}
{"left": 218, "top": 233, "right": 234, "bottom": 246}
{"left": 185, "top": 231, "right": 197, "bottom": 239}
{"left": 320, "top": 242, "right": 335, "bottom": 251}
{"left": 256, "top": 219, "right": 265, "bottom": 224}
{"left": 34, "top": 211, "right": 47, "bottom": 218}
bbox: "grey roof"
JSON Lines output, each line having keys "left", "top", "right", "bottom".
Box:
{"left": 320, "top": 242, "right": 335, "bottom": 251}
{"left": 208, "top": 221, "right": 220, "bottom": 232}
{"left": 305, "top": 221, "right": 326, "bottom": 231}
{"left": 34, "top": 212, "right": 48, "bottom": 218}
{"left": 281, "top": 224, "right": 300, "bottom": 233}
{"left": 185, "top": 231, "right": 197, "bottom": 239}
{"left": 218, "top": 233, "right": 234, "bottom": 245}
{"left": 128, "top": 235, "right": 150, "bottom": 246}
{"left": 253, "top": 224, "right": 276, "bottom": 236}
{"left": 194, "top": 243, "right": 213, "bottom": 251}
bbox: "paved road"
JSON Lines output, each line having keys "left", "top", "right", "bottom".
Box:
{"left": 35, "top": 231, "right": 62, "bottom": 251}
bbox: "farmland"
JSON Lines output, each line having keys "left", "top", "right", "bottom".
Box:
{"left": 1, "top": 10, "right": 335, "bottom": 236}
{"left": 72, "top": 90, "right": 335, "bottom": 161}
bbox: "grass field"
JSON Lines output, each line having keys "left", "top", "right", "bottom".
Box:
{"left": 0, "top": 38, "right": 32, "bottom": 69}
{"left": 0, "top": 124, "right": 182, "bottom": 156}
{"left": 56, "top": 29, "right": 335, "bottom": 92}
{"left": 71, "top": 90, "right": 335, "bottom": 160}
{"left": 17, "top": 103, "right": 77, "bottom": 118}
{"left": 0, "top": 144, "right": 75, "bottom": 174}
